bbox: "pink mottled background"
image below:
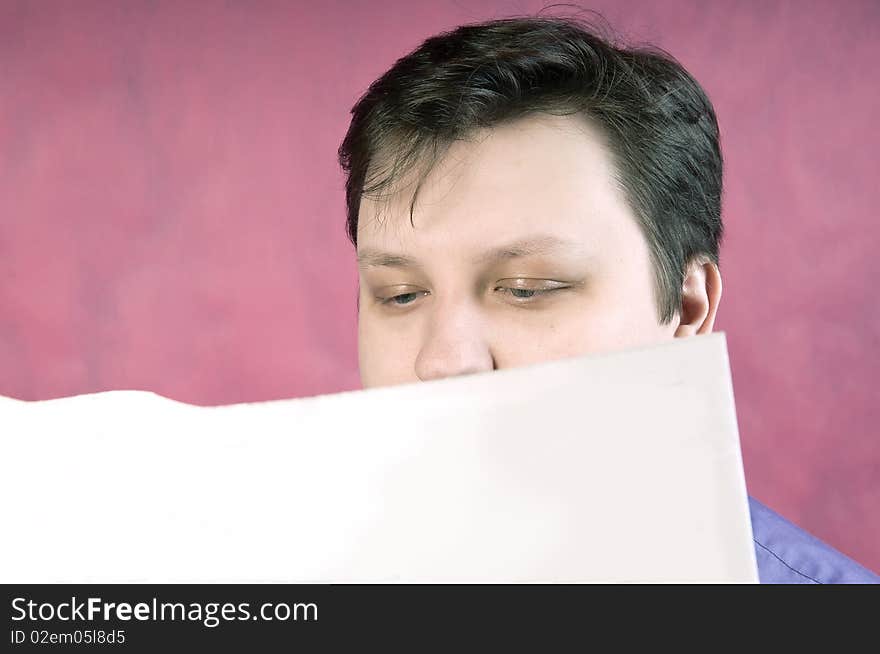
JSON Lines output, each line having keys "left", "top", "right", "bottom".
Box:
{"left": 1, "top": 0, "right": 877, "bottom": 572}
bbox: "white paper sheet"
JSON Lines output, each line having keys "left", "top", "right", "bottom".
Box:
{"left": 0, "top": 332, "right": 758, "bottom": 582}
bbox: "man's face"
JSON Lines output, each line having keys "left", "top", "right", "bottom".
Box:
{"left": 356, "top": 113, "right": 680, "bottom": 389}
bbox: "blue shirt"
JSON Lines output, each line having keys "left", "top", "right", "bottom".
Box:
{"left": 749, "top": 496, "right": 879, "bottom": 583}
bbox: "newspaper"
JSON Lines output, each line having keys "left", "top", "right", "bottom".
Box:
{"left": 0, "top": 332, "right": 758, "bottom": 582}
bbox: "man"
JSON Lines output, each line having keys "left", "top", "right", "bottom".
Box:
{"left": 337, "top": 15, "right": 878, "bottom": 583}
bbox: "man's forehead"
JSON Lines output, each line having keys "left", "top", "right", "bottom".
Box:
{"left": 357, "top": 113, "right": 609, "bottom": 214}
{"left": 355, "top": 113, "right": 621, "bottom": 270}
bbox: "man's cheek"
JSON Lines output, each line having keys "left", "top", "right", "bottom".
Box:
{"left": 359, "top": 343, "right": 401, "bottom": 389}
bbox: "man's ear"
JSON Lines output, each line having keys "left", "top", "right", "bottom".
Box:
{"left": 673, "top": 258, "right": 722, "bottom": 338}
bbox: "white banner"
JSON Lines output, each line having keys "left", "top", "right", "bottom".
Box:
{"left": 0, "top": 333, "right": 758, "bottom": 583}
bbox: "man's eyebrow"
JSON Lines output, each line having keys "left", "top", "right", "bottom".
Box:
{"left": 470, "top": 234, "right": 582, "bottom": 265}
{"left": 357, "top": 235, "right": 580, "bottom": 270}
{"left": 357, "top": 250, "right": 421, "bottom": 269}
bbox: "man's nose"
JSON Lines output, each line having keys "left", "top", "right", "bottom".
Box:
{"left": 414, "top": 305, "right": 495, "bottom": 382}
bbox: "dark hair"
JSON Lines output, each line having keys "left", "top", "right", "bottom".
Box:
{"left": 338, "top": 13, "right": 723, "bottom": 324}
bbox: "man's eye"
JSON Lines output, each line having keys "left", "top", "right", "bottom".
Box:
{"left": 496, "top": 284, "right": 567, "bottom": 301}
{"left": 380, "top": 291, "right": 426, "bottom": 307}
{"left": 379, "top": 285, "right": 566, "bottom": 308}
{"left": 504, "top": 288, "right": 542, "bottom": 299}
